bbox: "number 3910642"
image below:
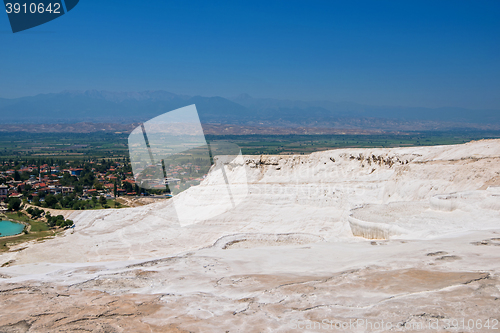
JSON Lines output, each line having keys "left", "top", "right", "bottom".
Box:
{"left": 5, "top": 3, "right": 61, "bottom": 14}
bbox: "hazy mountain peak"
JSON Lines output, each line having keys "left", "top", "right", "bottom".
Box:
{"left": 0, "top": 91, "right": 499, "bottom": 130}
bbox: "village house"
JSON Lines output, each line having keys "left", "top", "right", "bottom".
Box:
{"left": 69, "top": 168, "right": 83, "bottom": 176}
{"left": 0, "top": 184, "right": 8, "bottom": 202}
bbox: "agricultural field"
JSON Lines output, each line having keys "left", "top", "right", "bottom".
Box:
{"left": 1, "top": 130, "right": 500, "bottom": 160}
{"left": 208, "top": 131, "right": 500, "bottom": 155}
{"left": 0, "top": 132, "right": 129, "bottom": 160}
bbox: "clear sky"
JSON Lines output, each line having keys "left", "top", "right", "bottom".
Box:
{"left": 0, "top": 0, "right": 499, "bottom": 109}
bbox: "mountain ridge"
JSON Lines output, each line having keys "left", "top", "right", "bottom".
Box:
{"left": 0, "top": 90, "right": 499, "bottom": 130}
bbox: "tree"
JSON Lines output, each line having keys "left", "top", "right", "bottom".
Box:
{"left": 14, "top": 170, "right": 20, "bottom": 181}
{"left": 93, "top": 180, "right": 103, "bottom": 191}
{"left": 113, "top": 181, "right": 117, "bottom": 198}
{"left": 44, "top": 194, "right": 58, "bottom": 209}
{"left": 8, "top": 197, "right": 21, "bottom": 211}
{"left": 99, "top": 196, "right": 107, "bottom": 207}
{"left": 74, "top": 185, "right": 83, "bottom": 194}
{"left": 123, "top": 182, "right": 133, "bottom": 193}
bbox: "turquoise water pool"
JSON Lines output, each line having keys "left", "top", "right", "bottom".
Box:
{"left": 0, "top": 220, "right": 25, "bottom": 237}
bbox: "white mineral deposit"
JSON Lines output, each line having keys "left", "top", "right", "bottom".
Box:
{"left": 1, "top": 140, "right": 500, "bottom": 332}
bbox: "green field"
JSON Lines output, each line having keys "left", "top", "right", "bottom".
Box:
{"left": 0, "top": 132, "right": 129, "bottom": 160}
{"left": 0, "top": 130, "right": 499, "bottom": 161}
{"left": 207, "top": 131, "right": 500, "bottom": 155}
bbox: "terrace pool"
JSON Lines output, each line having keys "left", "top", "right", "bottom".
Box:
{"left": 0, "top": 220, "right": 24, "bottom": 237}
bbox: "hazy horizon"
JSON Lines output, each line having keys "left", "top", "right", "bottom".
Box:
{"left": 2, "top": 89, "right": 500, "bottom": 112}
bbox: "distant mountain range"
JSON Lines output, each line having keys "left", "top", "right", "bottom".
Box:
{"left": 0, "top": 90, "right": 499, "bottom": 131}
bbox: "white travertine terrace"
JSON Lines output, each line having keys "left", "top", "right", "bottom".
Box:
{"left": 3, "top": 139, "right": 499, "bottom": 264}
{"left": 1, "top": 140, "right": 500, "bottom": 332}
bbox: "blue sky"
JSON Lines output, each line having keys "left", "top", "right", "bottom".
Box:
{"left": 0, "top": 0, "right": 499, "bottom": 109}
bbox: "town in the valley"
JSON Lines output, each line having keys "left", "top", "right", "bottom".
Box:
{"left": 0, "top": 158, "right": 206, "bottom": 211}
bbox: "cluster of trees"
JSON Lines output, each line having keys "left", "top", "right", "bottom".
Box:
{"left": 7, "top": 202, "right": 73, "bottom": 229}
{"left": 26, "top": 207, "right": 73, "bottom": 228}
{"left": 26, "top": 206, "right": 44, "bottom": 219}
{"left": 7, "top": 197, "right": 22, "bottom": 211}
{"left": 45, "top": 213, "right": 74, "bottom": 228}
{"left": 33, "top": 193, "right": 119, "bottom": 210}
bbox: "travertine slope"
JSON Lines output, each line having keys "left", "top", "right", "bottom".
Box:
{"left": 1, "top": 140, "right": 499, "bottom": 332}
